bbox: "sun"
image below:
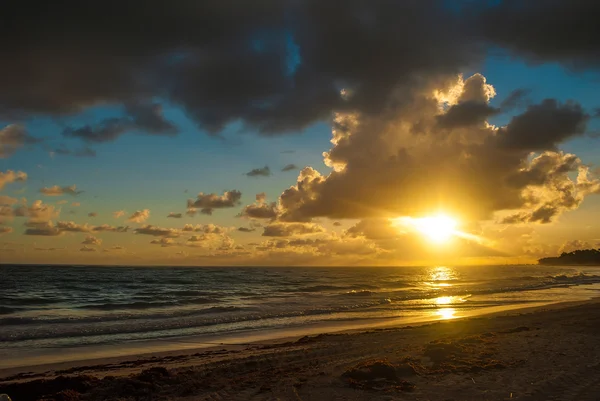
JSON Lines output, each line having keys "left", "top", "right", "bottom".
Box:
{"left": 392, "top": 214, "right": 459, "bottom": 244}
{"left": 413, "top": 214, "right": 458, "bottom": 243}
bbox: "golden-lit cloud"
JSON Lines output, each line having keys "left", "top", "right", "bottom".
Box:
{"left": 80, "top": 245, "right": 97, "bottom": 252}
{"left": 134, "top": 225, "right": 180, "bottom": 237}
{"left": 262, "top": 222, "right": 325, "bottom": 237}
{"left": 0, "top": 195, "right": 18, "bottom": 206}
{"left": 24, "top": 221, "right": 62, "bottom": 236}
{"left": 239, "top": 193, "right": 278, "bottom": 220}
{"left": 113, "top": 210, "right": 126, "bottom": 219}
{"left": 182, "top": 224, "right": 227, "bottom": 234}
{"left": 82, "top": 235, "right": 102, "bottom": 245}
{"left": 261, "top": 74, "right": 599, "bottom": 228}
{"left": 127, "top": 209, "right": 150, "bottom": 223}
{"left": 0, "top": 170, "right": 27, "bottom": 191}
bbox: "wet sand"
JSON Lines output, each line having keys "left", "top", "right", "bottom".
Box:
{"left": 2, "top": 299, "right": 600, "bottom": 400}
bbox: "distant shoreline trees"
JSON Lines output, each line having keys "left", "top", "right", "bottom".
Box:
{"left": 538, "top": 249, "right": 600, "bottom": 265}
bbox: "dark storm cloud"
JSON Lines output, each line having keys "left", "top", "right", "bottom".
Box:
{"left": 246, "top": 166, "right": 271, "bottom": 177}
{"left": 495, "top": 99, "right": 589, "bottom": 151}
{"left": 0, "top": 0, "right": 477, "bottom": 135}
{"left": 436, "top": 101, "right": 498, "bottom": 129}
{"left": 476, "top": 0, "right": 600, "bottom": 69}
{"left": 63, "top": 102, "right": 178, "bottom": 143}
{"left": 499, "top": 89, "right": 532, "bottom": 111}
{"left": 2, "top": 1, "right": 598, "bottom": 140}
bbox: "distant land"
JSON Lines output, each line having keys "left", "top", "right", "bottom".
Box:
{"left": 538, "top": 249, "right": 600, "bottom": 265}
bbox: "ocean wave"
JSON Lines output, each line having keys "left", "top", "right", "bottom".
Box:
{"left": 77, "top": 297, "right": 216, "bottom": 311}
{"left": 344, "top": 289, "right": 375, "bottom": 296}
{"left": 0, "top": 305, "right": 247, "bottom": 330}
{"left": 0, "top": 297, "right": 65, "bottom": 306}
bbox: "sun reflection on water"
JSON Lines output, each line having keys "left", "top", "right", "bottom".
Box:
{"left": 437, "top": 308, "right": 456, "bottom": 319}
{"left": 435, "top": 296, "right": 453, "bottom": 305}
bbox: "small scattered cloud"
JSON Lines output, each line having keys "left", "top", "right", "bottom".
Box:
{"left": 281, "top": 164, "right": 298, "bottom": 172}
{"left": 80, "top": 245, "right": 97, "bottom": 252}
{"left": 39, "top": 185, "right": 83, "bottom": 196}
{"left": 280, "top": 150, "right": 295, "bottom": 154}
{"left": 113, "top": 210, "right": 126, "bottom": 219}
{"left": 88, "top": 212, "right": 97, "bottom": 217}
{"left": 0, "top": 170, "right": 27, "bottom": 191}
{"left": 92, "top": 224, "right": 129, "bottom": 233}
{"left": 239, "top": 193, "right": 278, "bottom": 220}
{"left": 71, "top": 202, "right": 81, "bottom": 207}
{"left": 14, "top": 200, "right": 60, "bottom": 222}
{"left": 24, "top": 221, "right": 62, "bottom": 236}
{"left": 187, "top": 235, "right": 206, "bottom": 243}
{"left": 167, "top": 212, "right": 182, "bottom": 218}
{"left": 56, "top": 221, "right": 94, "bottom": 232}
{"left": 182, "top": 224, "right": 226, "bottom": 234}
{"left": 128, "top": 209, "right": 150, "bottom": 223}
{"left": 82, "top": 235, "right": 102, "bottom": 245}
{"left": 150, "top": 237, "right": 177, "bottom": 247}
{"left": 0, "top": 196, "right": 18, "bottom": 206}
{"left": 246, "top": 166, "right": 271, "bottom": 177}
{"left": 333, "top": 221, "right": 342, "bottom": 226}
{"left": 0, "top": 125, "right": 41, "bottom": 158}
{"left": 238, "top": 227, "right": 256, "bottom": 232}
{"left": 0, "top": 226, "right": 12, "bottom": 234}
{"left": 135, "top": 225, "right": 180, "bottom": 237}
{"left": 187, "top": 190, "right": 242, "bottom": 215}
{"left": 51, "top": 145, "right": 96, "bottom": 158}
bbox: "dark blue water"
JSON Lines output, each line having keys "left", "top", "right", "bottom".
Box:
{"left": 2, "top": 264, "right": 600, "bottom": 352}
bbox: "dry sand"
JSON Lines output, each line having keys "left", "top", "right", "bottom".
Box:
{"left": 2, "top": 300, "right": 600, "bottom": 400}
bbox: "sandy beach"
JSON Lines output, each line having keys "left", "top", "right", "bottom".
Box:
{"left": 1, "top": 299, "right": 600, "bottom": 400}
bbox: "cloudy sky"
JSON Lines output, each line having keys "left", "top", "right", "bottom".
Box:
{"left": 1, "top": 0, "right": 600, "bottom": 266}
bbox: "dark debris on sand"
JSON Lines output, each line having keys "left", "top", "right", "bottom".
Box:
{"left": 341, "top": 359, "right": 417, "bottom": 392}
{"left": 0, "top": 366, "right": 209, "bottom": 401}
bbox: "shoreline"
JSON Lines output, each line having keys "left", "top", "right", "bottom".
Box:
{"left": 3, "top": 298, "right": 600, "bottom": 399}
{"left": 0, "top": 296, "right": 586, "bottom": 374}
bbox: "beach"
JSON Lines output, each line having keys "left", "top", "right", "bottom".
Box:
{"left": 2, "top": 299, "right": 600, "bottom": 400}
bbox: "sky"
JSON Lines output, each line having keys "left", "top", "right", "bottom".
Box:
{"left": 1, "top": 0, "right": 600, "bottom": 266}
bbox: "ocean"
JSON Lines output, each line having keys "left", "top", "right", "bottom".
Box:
{"left": 2, "top": 264, "right": 600, "bottom": 367}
